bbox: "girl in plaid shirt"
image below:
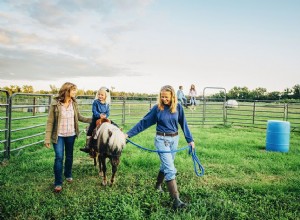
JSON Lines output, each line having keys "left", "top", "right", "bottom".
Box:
{"left": 45, "top": 82, "right": 91, "bottom": 193}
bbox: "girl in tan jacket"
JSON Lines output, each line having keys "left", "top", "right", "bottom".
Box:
{"left": 45, "top": 82, "right": 91, "bottom": 193}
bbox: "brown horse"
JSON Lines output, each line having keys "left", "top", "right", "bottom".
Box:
{"left": 91, "top": 118, "right": 126, "bottom": 186}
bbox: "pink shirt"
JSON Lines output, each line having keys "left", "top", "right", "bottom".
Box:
{"left": 58, "top": 101, "right": 75, "bottom": 137}
{"left": 189, "top": 90, "right": 197, "bottom": 97}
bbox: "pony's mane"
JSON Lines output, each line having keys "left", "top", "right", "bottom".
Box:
{"left": 96, "top": 118, "right": 111, "bottom": 127}
{"left": 95, "top": 122, "right": 125, "bottom": 152}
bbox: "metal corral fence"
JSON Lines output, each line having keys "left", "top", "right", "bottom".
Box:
{"left": 76, "top": 95, "right": 157, "bottom": 130}
{"left": 0, "top": 92, "right": 52, "bottom": 160}
{"left": 0, "top": 90, "right": 9, "bottom": 160}
{"left": 1, "top": 91, "right": 300, "bottom": 161}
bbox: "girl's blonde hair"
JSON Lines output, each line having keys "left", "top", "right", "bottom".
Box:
{"left": 157, "top": 85, "right": 177, "bottom": 113}
{"left": 95, "top": 87, "right": 111, "bottom": 104}
{"left": 56, "top": 82, "right": 77, "bottom": 103}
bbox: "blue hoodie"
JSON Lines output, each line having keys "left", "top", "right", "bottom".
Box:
{"left": 127, "top": 104, "right": 193, "bottom": 143}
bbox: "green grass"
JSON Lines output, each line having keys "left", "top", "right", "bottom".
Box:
{"left": 1, "top": 126, "right": 299, "bottom": 219}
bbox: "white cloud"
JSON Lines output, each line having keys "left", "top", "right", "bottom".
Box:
{"left": 0, "top": 0, "right": 299, "bottom": 93}
{"left": 0, "top": 0, "right": 153, "bottom": 84}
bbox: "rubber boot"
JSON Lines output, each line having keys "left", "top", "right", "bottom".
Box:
{"left": 79, "top": 136, "right": 91, "bottom": 153}
{"left": 166, "top": 179, "right": 187, "bottom": 209}
{"left": 155, "top": 171, "right": 165, "bottom": 193}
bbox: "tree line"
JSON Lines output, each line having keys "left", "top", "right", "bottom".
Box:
{"left": 0, "top": 84, "right": 155, "bottom": 98}
{"left": 1, "top": 84, "right": 300, "bottom": 100}
{"left": 210, "top": 84, "right": 300, "bottom": 101}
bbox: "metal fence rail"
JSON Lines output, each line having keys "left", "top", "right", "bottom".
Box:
{"left": 6, "top": 93, "right": 52, "bottom": 159}
{"left": 1, "top": 91, "right": 300, "bottom": 161}
{"left": 286, "top": 103, "right": 300, "bottom": 131}
{"left": 0, "top": 89, "right": 10, "bottom": 160}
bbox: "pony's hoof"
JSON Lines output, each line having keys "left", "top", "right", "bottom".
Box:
{"left": 102, "top": 181, "right": 107, "bottom": 186}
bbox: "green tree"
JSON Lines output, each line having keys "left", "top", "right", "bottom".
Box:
{"left": 85, "top": 90, "right": 96, "bottom": 96}
{"left": 250, "top": 87, "right": 267, "bottom": 100}
{"left": 22, "top": 85, "right": 34, "bottom": 93}
{"left": 49, "top": 85, "right": 59, "bottom": 94}
{"left": 267, "top": 91, "right": 281, "bottom": 100}
{"left": 76, "top": 89, "right": 85, "bottom": 96}
{"left": 227, "top": 86, "right": 250, "bottom": 99}
{"left": 36, "top": 90, "right": 50, "bottom": 94}
{"left": 3, "top": 85, "right": 21, "bottom": 95}
{"left": 292, "top": 84, "right": 300, "bottom": 99}
{"left": 210, "top": 91, "right": 226, "bottom": 99}
{"left": 282, "top": 88, "right": 292, "bottom": 99}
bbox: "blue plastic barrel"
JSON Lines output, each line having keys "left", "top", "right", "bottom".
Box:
{"left": 266, "top": 120, "right": 290, "bottom": 152}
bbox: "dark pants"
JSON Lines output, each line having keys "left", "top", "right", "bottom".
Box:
{"left": 87, "top": 118, "right": 119, "bottom": 136}
{"left": 87, "top": 118, "right": 97, "bottom": 136}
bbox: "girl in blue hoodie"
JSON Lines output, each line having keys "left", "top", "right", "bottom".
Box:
{"left": 125, "top": 85, "right": 195, "bottom": 209}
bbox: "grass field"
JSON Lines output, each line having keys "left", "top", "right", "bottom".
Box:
{"left": 1, "top": 125, "right": 299, "bottom": 219}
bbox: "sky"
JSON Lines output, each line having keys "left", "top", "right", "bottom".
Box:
{"left": 0, "top": 0, "right": 299, "bottom": 95}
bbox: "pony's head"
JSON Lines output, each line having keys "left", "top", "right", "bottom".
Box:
{"left": 96, "top": 123, "right": 126, "bottom": 155}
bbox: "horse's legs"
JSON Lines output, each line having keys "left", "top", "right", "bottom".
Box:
{"left": 110, "top": 164, "right": 117, "bottom": 185}
{"left": 98, "top": 154, "right": 103, "bottom": 177}
{"left": 110, "top": 157, "right": 120, "bottom": 186}
{"left": 100, "top": 156, "right": 107, "bottom": 186}
{"left": 94, "top": 152, "right": 98, "bottom": 167}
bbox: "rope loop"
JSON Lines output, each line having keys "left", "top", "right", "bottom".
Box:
{"left": 188, "top": 146, "right": 205, "bottom": 177}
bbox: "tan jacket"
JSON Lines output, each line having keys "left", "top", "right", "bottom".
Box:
{"left": 44, "top": 99, "right": 92, "bottom": 144}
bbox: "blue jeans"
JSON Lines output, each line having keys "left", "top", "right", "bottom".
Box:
{"left": 190, "top": 97, "right": 196, "bottom": 105}
{"left": 53, "top": 135, "right": 76, "bottom": 186}
{"left": 178, "top": 97, "right": 187, "bottom": 106}
{"left": 155, "top": 135, "right": 179, "bottom": 181}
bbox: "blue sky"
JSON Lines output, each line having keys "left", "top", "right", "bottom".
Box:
{"left": 0, "top": 0, "right": 299, "bottom": 94}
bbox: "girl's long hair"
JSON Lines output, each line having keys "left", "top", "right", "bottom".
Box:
{"left": 157, "top": 85, "right": 177, "bottom": 113}
{"left": 55, "top": 82, "right": 77, "bottom": 103}
{"left": 190, "top": 84, "right": 196, "bottom": 91}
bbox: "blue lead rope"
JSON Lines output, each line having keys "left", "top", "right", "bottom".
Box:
{"left": 126, "top": 139, "right": 205, "bottom": 177}
{"left": 188, "top": 147, "right": 205, "bottom": 177}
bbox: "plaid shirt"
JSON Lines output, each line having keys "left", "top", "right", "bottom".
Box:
{"left": 58, "top": 101, "right": 75, "bottom": 137}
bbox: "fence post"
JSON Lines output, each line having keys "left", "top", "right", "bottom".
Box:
{"left": 202, "top": 97, "right": 206, "bottom": 126}
{"left": 0, "top": 90, "right": 10, "bottom": 160}
{"left": 122, "top": 97, "right": 125, "bottom": 125}
{"left": 223, "top": 97, "right": 226, "bottom": 126}
{"left": 284, "top": 103, "right": 288, "bottom": 121}
{"left": 33, "top": 97, "right": 36, "bottom": 116}
{"left": 252, "top": 101, "right": 256, "bottom": 124}
{"left": 7, "top": 95, "right": 12, "bottom": 159}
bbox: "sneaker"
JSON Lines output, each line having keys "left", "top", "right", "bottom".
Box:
{"left": 66, "top": 177, "right": 73, "bottom": 183}
{"left": 54, "top": 185, "right": 62, "bottom": 193}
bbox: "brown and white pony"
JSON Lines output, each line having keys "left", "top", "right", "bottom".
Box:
{"left": 91, "top": 118, "right": 126, "bottom": 186}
